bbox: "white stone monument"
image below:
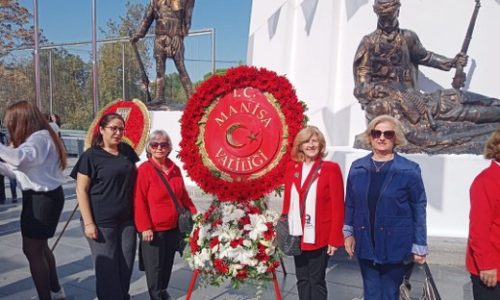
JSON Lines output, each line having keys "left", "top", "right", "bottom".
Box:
{"left": 247, "top": 0, "right": 500, "bottom": 237}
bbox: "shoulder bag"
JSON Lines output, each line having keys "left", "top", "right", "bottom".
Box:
{"left": 150, "top": 162, "right": 194, "bottom": 234}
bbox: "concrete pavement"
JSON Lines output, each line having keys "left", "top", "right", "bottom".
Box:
{"left": 0, "top": 157, "right": 473, "bottom": 299}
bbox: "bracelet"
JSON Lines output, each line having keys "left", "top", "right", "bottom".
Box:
{"left": 84, "top": 222, "right": 95, "bottom": 227}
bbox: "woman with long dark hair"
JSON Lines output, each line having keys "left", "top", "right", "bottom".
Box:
{"left": 71, "top": 112, "right": 139, "bottom": 299}
{"left": 0, "top": 100, "right": 67, "bottom": 300}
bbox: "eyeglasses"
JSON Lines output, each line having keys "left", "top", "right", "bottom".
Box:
{"left": 150, "top": 142, "right": 170, "bottom": 149}
{"left": 105, "top": 126, "right": 125, "bottom": 133}
{"left": 370, "top": 129, "right": 395, "bottom": 140}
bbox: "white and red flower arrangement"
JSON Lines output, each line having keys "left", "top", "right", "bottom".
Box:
{"left": 179, "top": 66, "right": 306, "bottom": 293}
{"left": 184, "top": 198, "right": 280, "bottom": 288}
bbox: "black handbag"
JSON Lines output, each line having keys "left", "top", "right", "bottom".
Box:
{"left": 399, "top": 262, "right": 442, "bottom": 300}
{"left": 276, "top": 161, "right": 322, "bottom": 256}
{"left": 276, "top": 214, "right": 302, "bottom": 256}
{"left": 150, "top": 162, "right": 194, "bottom": 234}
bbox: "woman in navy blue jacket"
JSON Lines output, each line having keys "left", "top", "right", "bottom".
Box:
{"left": 344, "top": 115, "right": 428, "bottom": 300}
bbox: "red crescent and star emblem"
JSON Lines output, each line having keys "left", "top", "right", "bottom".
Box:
{"left": 200, "top": 87, "right": 285, "bottom": 182}
{"left": 180, "top": 66, "right": 305, "bottom": 201}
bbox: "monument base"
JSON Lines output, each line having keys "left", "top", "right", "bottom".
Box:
{"left": 329, "top": 147, "right": 489, "bottom": 238}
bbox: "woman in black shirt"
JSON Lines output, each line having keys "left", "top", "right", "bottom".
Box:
{"left": 71, "top": 113, "right": 139, "bottom": 299}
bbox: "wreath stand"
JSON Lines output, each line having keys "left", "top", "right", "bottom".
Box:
{"left": 179, "top": 66, "right": 305, "bottom": 300}
{"left": 186, "top": 269, "right": 282, "bottom": 300}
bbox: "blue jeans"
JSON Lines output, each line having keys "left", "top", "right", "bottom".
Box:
{"left": 84, "top": 220, "right": 137, "bottom": 300}
{"left": 358, "top": 259, "right": 411, "bottom": 300}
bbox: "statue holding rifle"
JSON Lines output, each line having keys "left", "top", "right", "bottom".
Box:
{"left": 353, "top": 0, "right": 500, "bottom": 154}
{"left": 131, "top": 0, "right": 195, "bottom": 104}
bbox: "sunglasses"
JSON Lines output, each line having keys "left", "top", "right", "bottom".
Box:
{"left": 370, "top": 129, "right": 395, "bottom": 140}
{"left": 150, "top": 142, "right": 170, "bottom": 149}
{"left": 105, "top": 126, "right": 125, "bottom": 133}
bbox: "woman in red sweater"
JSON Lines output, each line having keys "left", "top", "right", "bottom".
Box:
{"left": 281, "top": 126, "right": 345, "bottom": 300}
{"left": 134, "top": 129, "right": 197, "bottom": 300}
{"left": 467, "top": 128, "right": 500, "bottom": 300}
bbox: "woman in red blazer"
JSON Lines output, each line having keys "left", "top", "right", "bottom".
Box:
{"left": 467, "top": 128, "right": 500, "bottom": 300}
{"left": 134, "top": 129, "right": 197, "bottom": 300}
{"left": 281, "top": 126, "right": 345, "bottom": 300}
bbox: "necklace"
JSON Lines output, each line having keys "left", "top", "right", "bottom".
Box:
{"left": 372, "top": 159, "right": 389, "bottom": 173}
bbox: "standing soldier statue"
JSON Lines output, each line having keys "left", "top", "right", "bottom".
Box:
{"left": 131, "top": 0, "right": 195, "bottom": 103}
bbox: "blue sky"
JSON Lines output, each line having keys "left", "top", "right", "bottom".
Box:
{"left": 18, "top": 0, "right": 252, "bottom": 79}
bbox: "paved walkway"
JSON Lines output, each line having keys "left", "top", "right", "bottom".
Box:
{"left": 0, "top": 157, "right": 473, "bottom": 299}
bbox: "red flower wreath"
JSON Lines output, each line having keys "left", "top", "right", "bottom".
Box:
{"left": 179, "top": 66, "right": 306, "bottom": 201}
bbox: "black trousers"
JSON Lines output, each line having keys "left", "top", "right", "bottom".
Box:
{"left": 293, "top": 246, "right": 329, "bottom": 300}
{"left": 140, "top": 228, "right": 180, "bottom": 300}
{"left": 471, "top": 274, "right": 500, "bottom": 300}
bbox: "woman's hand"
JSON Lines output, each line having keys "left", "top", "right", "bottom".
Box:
{"left": 327, "top": 245, "right": 338, "bottom": 256}
{"left": 84, "top": 223, "right": 98, "bottom": 240}
{"left": 142, "top": 229, "right": 154, "bottom": 242}
{"left": 413, "top": 254, "right": 426, "bottom": 265}
{"left": 479, "top": 269, "right": 497, "bottom": 288}
{"left": 344, "top": 236, "right": 356, "bottom": 258}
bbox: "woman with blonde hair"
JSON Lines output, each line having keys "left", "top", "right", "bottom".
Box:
{"left": 467, "top": 128, "right": 500, "bottom": 299}
{"left": 281, "top": 125, "right": 344, "bottom": 300}
{"left": 0, "top": 100, "right": 67, "bottom": 300}
{"left": 344, "top": 114, "right": 428, "bottom": 300}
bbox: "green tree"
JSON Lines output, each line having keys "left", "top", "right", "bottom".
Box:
{"left": 98, "top": 1, "right": 150, "bottom": 106}
{"left": 39, "top": 49, "right": 92, "bottom": 129}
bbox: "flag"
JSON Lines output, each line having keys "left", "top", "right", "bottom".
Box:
{"left": 346, "top": 0, "right": 369, "bottom": 20}
{"left": 267, "top": 7, "right": 281, "bottom": 39}
{"left": 301, "top": 0, "right": 319, "bottom": 34}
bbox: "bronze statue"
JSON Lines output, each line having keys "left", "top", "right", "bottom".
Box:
{"left": 353, "top": 0, "right": 500, "bottom": 154}
{"left": 131, "top": 0, "right": 195, "bottom": 103}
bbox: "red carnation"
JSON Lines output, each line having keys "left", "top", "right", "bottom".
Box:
{"left": 230, "top": 238, "right": 244, "bottom": 248}
{"left": 236, "top": 269, "right": 248, "bottom": 280}
{"left": 248, "top": 206, "right": 261, "bottom": 214}
{"left": 210, "top": 237, "right": 219, "bottom": 249}
{"left": 239, "top": 216, "right": 250, "bottom": 227}
{"left": 213, "top": 259, "right": 229, "bottom": 274}
{"left": 263, "top": 223, "right": 275, "bottom": 241}
{"left": 266, "top": 260, "right": 280, "bottom": 273}
{"left": 212, "top": 219, "right": 223, "bottom": 228}
{"left": 190, "top": 227, "right": 201, "bottom": 253}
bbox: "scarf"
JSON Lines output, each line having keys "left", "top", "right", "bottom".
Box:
{"left": 288, "top": 160, "right": 321, "bottom": 244}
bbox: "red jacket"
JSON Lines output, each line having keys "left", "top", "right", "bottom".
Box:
{"left": 466, "top": 161, "right": 500, "bottom": 282}
{"left": 281, "top": 159, "right": 345, "bottom": 250}
{"left": 134, "top": 158, "right": 196, "bottom": 232}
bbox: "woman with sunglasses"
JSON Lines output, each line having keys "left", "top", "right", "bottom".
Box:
{"left": 71, "top": 112, "right": 139, "bottom": 299}
{"left": 134, "top": 130, "right": 196, "bottom": 300}
{"left": 343, "top": 115, "right": 428, "bottom": 300}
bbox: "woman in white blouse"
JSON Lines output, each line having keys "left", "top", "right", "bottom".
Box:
{"left": 0, "top": 101, "right": 67, "bottom": 300}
